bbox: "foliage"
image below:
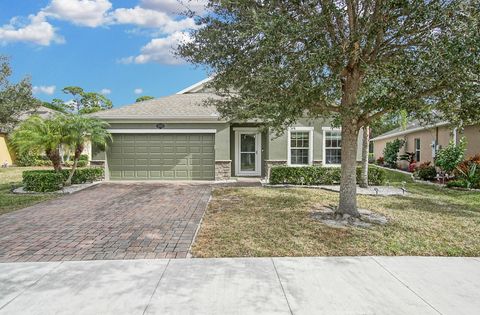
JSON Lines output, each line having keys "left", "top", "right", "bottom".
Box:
{"left": 61, "top": 86, "right": 113, "bottom": 114}
{"left": 456, "top": 163, "right": 480, "bottom": 189}
{"left": 415, "top": 162, "right": 437, "bottom": 181}
{"left": 41, "top": 100, "right": 70, "bottom": 113}
{"left": 59, "top": 115, "right": 110, "bottom": 186}
{"left": 383, "top": 139, "right": 405, "bottom": 168}
{"left": 135, "top": 96, "right": 155, "bottom": 103}
{"left": 10, "top": 115, "right": 65, "bottom": 171}
{"left": 0, "top": 56, "right": 39, "bottom": 130}
{"left": 408, "top": 163, "right": 417, "bottom": 173}
{"left": 399, "top": 152, "right": 415, "bottom": 164}
{"left": 435, "top": 139, "right": 466, "bottom": 174}
{"left": 376, "top": 157, "right": 385, "bottom": 165}
{"left": 368, "top": 153, "right": 375, "bottom": 164}
{"left": 457, "top": 154, "right": 480, "bottom": 175}
{"left": 23, "top": 171, "right": 64, "bottom": 192}
{"left": 64, "top": 160, "right": 87, "bottom": 168}
{"left": 178, "top": 1, "right": 480, "bottom": 215}
{"left": 269, "top": 166, "right": 385, "bottom": 186}
{"left": 22, "top": 168, "right": 104, "bottom": 192}
{"left": 16, "top": 154, "right": 52, "bottom": 167}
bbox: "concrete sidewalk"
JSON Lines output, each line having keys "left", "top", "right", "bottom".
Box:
{"left": 1, "top": 257, "right": 479, "bottom": 314}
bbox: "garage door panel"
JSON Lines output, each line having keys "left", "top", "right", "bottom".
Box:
{"left": 109, "top": 133, "right": 215, "bottom": 180}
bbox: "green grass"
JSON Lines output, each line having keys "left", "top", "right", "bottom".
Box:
{"left": 373, "top": 165, "right": 414, "bottom": 184}
{"left": 0, "top": 167, "right": 57, "bottom": 215}
{"left": 192, "top": 176, "right": 480, "bottom": 257}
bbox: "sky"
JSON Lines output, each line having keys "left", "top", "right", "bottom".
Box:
{"left": 0, "top": 0, "right": 208, "bottom": 107}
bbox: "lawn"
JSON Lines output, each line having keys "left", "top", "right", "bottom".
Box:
{"left": 0, "top": 167, "right": 57, "bottom": 215}
{"left": 192, "top": 168, "right": 480, "bottom": 257}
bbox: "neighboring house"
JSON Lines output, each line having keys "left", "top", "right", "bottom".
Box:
{"left": 91, "top": 78, "right": 364, "bottom": 181}
{"left": 0, "top": 106, "right": 57, "bottom": 166}
{"left": 371, "top": 121, "right": 480, "bottom": 169}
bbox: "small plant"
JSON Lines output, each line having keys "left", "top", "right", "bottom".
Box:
{"left": 415, "top": 161, "right": 437, "bottom": 181}
{"left": 383, "top": 139, "right": 405, "bottom": 168}
{"left": 456, "top": 163, "right": 479, "bottom": 189}
{"left": 435, "top": 139, "right": 466, "bottom": 174}
{"left": 399, "top": 152, "right": 415, "bottom": 164}
{"left": 376, "top": 156, "right": 385, "bottom": 165}
{"left": 408, "top": 162, "right": 416, "bottom": 173}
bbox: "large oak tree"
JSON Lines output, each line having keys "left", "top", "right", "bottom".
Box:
{"left": 178, "top": 0, "right": 479, "bottom": 217}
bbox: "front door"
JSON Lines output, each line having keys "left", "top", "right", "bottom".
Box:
{"left": 236, "top": 131, "right": 261, "bottom": 176}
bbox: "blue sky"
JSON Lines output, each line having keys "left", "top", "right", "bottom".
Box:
{"left": 0, "top": 0, "right": 208, "bottom": 107}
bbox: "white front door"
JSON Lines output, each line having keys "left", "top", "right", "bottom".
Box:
{"left": 235, "top": 131, "right": 261, "bottom": 176}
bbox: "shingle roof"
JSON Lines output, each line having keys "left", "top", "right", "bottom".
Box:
{"left": 371, "top": 119, "right": 449, "bottom": 141}
{"left": 92, "top": 93, "right": 223, "bottom": 120}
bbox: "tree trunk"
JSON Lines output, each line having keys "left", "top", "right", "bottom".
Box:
{"left": 65, "top": 144, "right": 84, "bottom": 187}
{"left": 46, "top": 148, "right": 62, "bottom": 172}
{"left": 337, "top": 123, "right": 360, "bottom": 217}
{"left": 359, "top": 125, "right": 370, "bottom": 188}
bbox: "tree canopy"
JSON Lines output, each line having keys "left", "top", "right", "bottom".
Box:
{"left": 179, "top": 0, "right": 480, "bottom": 216}
{"left": 135, "top": 95, "right": 155, "bottom": 103}
{"left": 0, "top": 56, "right": 39, "bottom": 130}
{"left": 61, "top": 86, "right": 113, "bottom": 114}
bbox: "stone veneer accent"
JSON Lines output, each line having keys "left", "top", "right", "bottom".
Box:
{"left": 215, "top": 160, "right": 232, "bottom": 181}
{"left": 265, "top": 160, "right": 287, "bottom": 181}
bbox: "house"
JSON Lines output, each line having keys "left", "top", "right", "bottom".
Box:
{"left": 371, "top": 120, "right": 480, "bottom": 169}
{"left": 0, "top": 106, "right": 58, "bottom": 166}
{"left": 91, "top": 78, "right": 363, "bottom": 181}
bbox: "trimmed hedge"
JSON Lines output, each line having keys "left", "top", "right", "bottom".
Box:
{"left": 23, "top": 168, "right": 104, "bottom": 192}
{"left": 23, "top": 171, "right": 64, "bottom": 192}
{"left": 269, "top": 166, "right": 386, "bottom": 186}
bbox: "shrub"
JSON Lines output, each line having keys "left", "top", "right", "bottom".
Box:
{"left": 455, "top": 162, "right": 480, "bottom": 189}
{"left": 415, "top": 161, "right": 437, "bottom": 181}
{"left": 16, "top": 154, "right": 53, "bottom": 167}
{"left": 23, "top": 171, "right": 64, "bottom": 192}
{"left": 79, "top": 154, "right": 89, "bottom": 161}
{"left": 368, "top": 153, "right": 375, "bottom": 164}
{"left": 376, "top": 157, "right": 385, "bottom": 165}
{"left": 22, "top": 168, "right": 104, "bottom": 192}
{"left": 435, "top": 139, "right": 466, "bottom": 174}
{"left": 269, "top": 166, "right": 385, "bottom": 186}
{"left": 446, "top": 180, "right": 468, "bottom": 189}
{"left": 64, "top": 160, "right": 88, "bottom": 168}
{"left": 408, "top": 162, "right": 416, "bottom": 173}
{"left": 67, "top": 167, "right": 104, "bottom": 184}
{"left": 383, "top": 139, "right": 405, "bottom": 168}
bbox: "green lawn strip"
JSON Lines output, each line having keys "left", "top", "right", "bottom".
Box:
{"left": 0, "top": 167, "right": 57, "bottom": 215}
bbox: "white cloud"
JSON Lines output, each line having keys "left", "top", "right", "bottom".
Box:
{"left": 111, "top": 6, "right": 196, "bottom": 34}
{"left": 0, "top": 13, "right": 64, "bottom": 46}
{"left": 122, "top": 32, "right": 190, "bottom": 65}
{"left": 100, "top": 88, "right": 111, "bottom": 95}
{"left": 33, "top": 85, "right": 57, "bottom": 95}
{"left": 140, "top": 0, "right": 207, "bottom": 14}
{"left": 134, "top": 88, "right": 143, "bottom": 94}
{"left": 43, "top": 0, "right": 113, "bottom": 27}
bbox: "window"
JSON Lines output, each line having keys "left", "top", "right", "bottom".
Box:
{"left": 324, "top": 129, "right": 342, "bottom": 165}
{"left": 414, "top": 138, "right": 421, "bottom": 162}
{"left": 288, "top": 128, "right": 313, "bottom": 166}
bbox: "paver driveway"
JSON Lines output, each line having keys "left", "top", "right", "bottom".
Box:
{"left": 0, "top": 183, "right": 211, "bottom": 262}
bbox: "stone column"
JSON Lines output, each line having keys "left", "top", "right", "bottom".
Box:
{"left": 215, "top": 160, "right": 232, "bottom": 181}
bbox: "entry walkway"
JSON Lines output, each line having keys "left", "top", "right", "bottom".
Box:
{"left": 1, "top": 256, "right": 479, "bottom": 314}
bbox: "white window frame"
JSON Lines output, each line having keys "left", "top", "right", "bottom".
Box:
{"left": 414, "top": 138, "right": 421, "bottom": 162}
{"left": 287, "top": 127, "right": 314, "bottom": 166}
{"left": 322, "top": 127, "right": 342, "bottom": 167}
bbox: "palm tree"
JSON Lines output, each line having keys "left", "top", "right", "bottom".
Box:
{"left": 11, "top": 115, "right": 65, "bottom": 171}
{"left": 61, "top": 115, "right": 110, "bottom": 186}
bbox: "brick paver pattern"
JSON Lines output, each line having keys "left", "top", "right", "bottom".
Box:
{"left": 0, "top": 183, "right": 211, "bottom": 262}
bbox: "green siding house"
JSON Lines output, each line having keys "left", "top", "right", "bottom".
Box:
{"left": 92, "top": 78, "right": 363, "bottom": 181}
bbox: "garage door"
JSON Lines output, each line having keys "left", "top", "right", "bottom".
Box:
{"left": 108, "top": 133, "right": 215, "bottom": 180}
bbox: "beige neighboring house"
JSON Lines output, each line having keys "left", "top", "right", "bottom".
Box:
{"left": 371, "top": 121, "right": 480, "bottom": 169}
